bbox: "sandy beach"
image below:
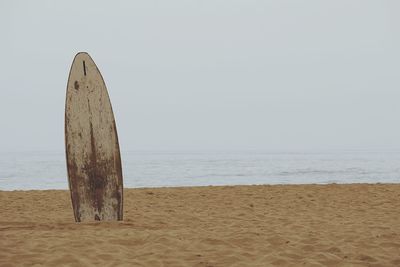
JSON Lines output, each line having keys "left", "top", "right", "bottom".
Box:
{"left": 1, "top": 184, "right": 399, "bottom": 266}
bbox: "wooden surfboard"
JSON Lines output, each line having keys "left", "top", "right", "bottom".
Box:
{"left": 65, "top": 52, "right": 123, "bottom": 222}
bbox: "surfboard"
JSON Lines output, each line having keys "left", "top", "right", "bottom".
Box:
{"left": 65, "top": 52, "right": 123, "bottom": 222}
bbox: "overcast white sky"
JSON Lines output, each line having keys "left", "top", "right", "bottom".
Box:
{"left": 1, "top": 1, "right": 400, "bottom": 152}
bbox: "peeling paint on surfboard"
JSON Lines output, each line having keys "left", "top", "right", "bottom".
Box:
{"left": 65, "top": 52, "right": 123, "bottom": 222}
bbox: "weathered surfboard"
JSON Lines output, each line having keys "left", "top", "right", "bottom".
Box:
{"left": 65, "top": 52, "right": 123, "bottom": 222}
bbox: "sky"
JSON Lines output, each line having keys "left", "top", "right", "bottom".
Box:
{"left": 1, "top": 1, "right": 400, "bottom": 152}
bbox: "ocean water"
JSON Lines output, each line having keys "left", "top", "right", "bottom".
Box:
{"left": 0, "top": 150, "right": 399, "bottom": 190}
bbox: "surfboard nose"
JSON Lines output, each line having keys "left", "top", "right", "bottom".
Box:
{"left": 69, "top": 52, "right": 96, "bottom": 79}
{"left": 74, "top": 51, "right": 90, "bottom": 58}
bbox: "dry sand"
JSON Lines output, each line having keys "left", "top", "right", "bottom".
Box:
{"left": 1, "top": 184, "right": 399, "bottom": 266}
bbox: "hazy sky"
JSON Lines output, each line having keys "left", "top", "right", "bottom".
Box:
{"left": 1, "top": 1, "right": 400, "bottom": 151}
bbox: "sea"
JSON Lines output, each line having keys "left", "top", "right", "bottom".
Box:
{"left": 0, "top": 150, "right": 399, "bottom": 190}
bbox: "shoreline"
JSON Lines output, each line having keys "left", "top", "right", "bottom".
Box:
{"left": 1, "top": 183, "right": 400, "bottom": 266}
{"left": 1, "top": 181, "right": 400, "bottom": 192}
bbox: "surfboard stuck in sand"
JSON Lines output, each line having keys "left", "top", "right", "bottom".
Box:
{"left": 65, "top": 52, "right": 123, "bottom": 222}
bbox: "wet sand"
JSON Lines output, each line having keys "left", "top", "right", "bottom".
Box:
{"left": 1, "top": 184, "right": 400, "bottom": 266}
